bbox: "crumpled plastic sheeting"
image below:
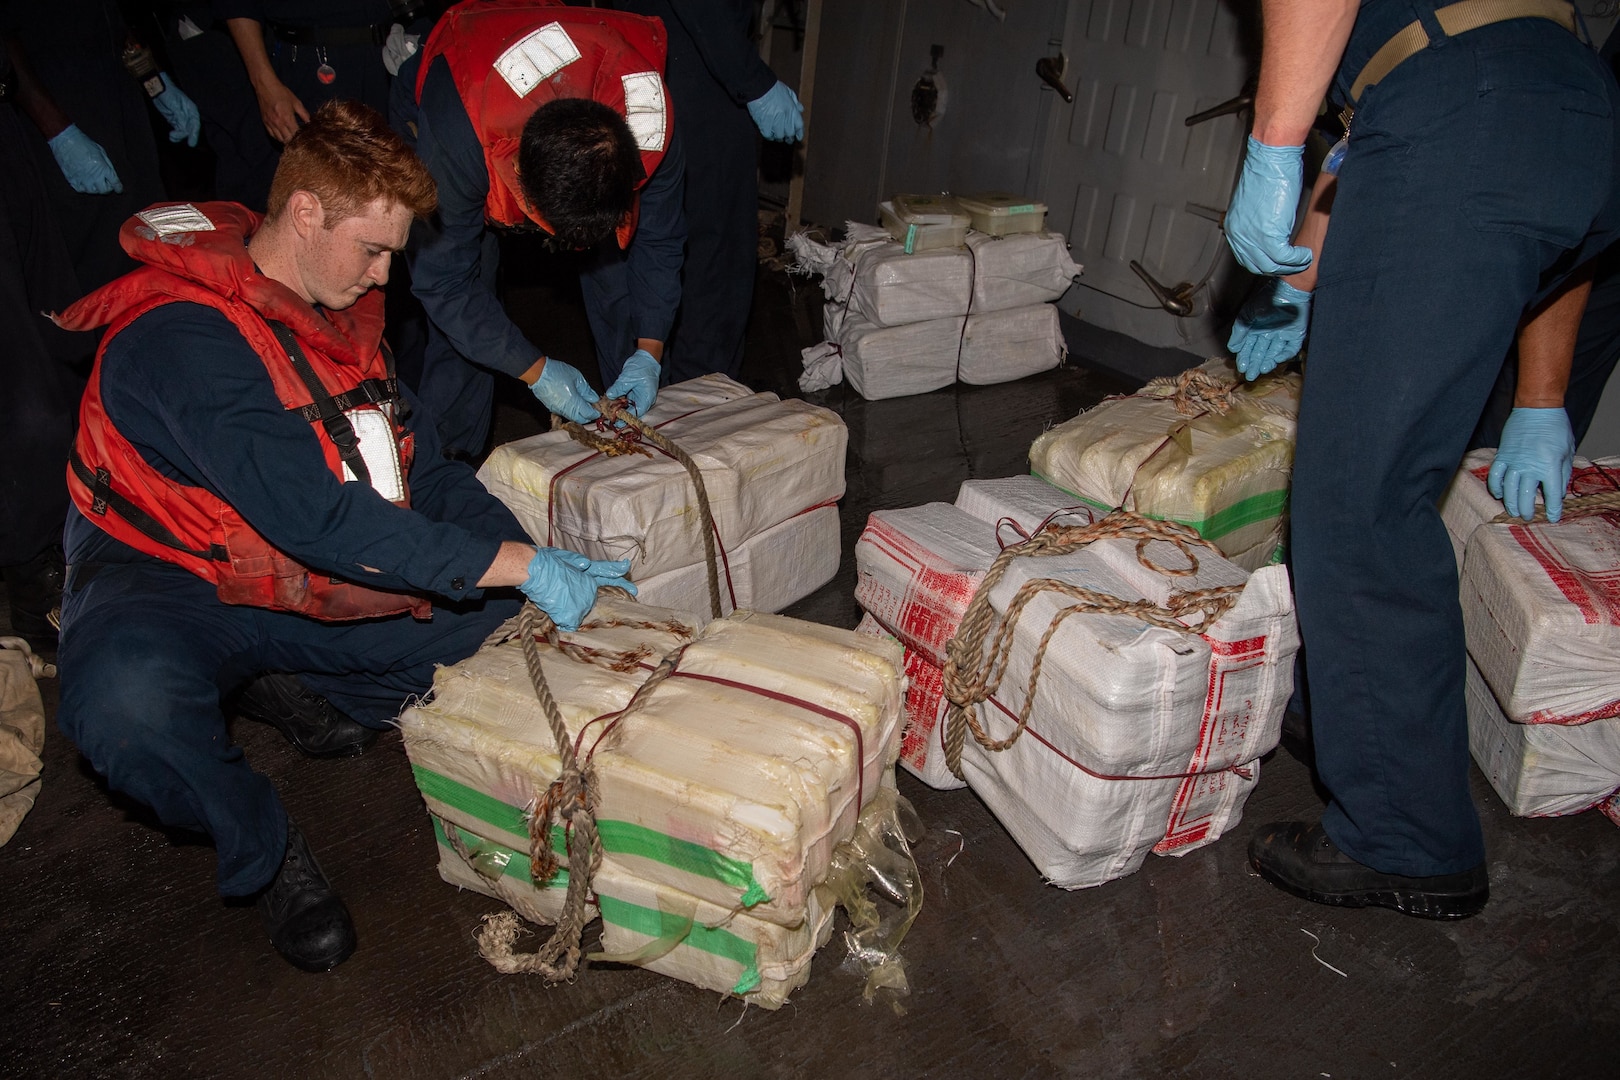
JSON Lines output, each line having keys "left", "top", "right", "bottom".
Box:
{"left": 798, "top": 340, "right": 844, "bottom": 392}
{"left": 815, "top": 773, "right": 925, "bottom": 1003}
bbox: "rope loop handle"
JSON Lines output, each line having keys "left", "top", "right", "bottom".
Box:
{"left": 556, "top": 397, "right": 725, "bottom": 619}
{"left": 940, "top": 511, "right": 1243, "bottom": 779}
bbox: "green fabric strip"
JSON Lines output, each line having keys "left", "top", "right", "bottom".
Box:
{"left": 596, "top": 894, "right": 762, "bottom": 995}
{"left": 412, "top": 766, "right": 768, "bottom": 905}
{"left": 1030, "top": 472, "right": 1287, "bottom": 541}
{"left": 596, "top": 820, "right": 769, "bottom": 906}
{"left": 431, "top": 816, "right": 568, "bottom": 888}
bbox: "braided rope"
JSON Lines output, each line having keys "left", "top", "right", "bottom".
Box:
{"left": 557, "top": 399, "right": 724, "bottom": 619}
{"left": 472, "top": 602, "right": 603, "bottom": 981}
{"left": 940, "top": 512, "right": 1243, "bottom": 779}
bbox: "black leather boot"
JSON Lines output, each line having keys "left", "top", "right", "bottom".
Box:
{"left": 257, "top": 821, "right": 357, "bottom": 972}
{"left": 232, "top": 673, "right": 379, "bottom": 758}
{"left": 2, "top": 545, "right": 65, "bottom": 651}
{"left": 1249, "top": 821, "right": 1489, "bottom": 920}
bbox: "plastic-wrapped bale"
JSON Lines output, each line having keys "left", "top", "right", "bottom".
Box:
{"left": 954, "top": 539, "right": 1298, "bottom": 887}
{"left": 854, "top": 490, "right": 1096, "bottom": 669}
{"left": 1465, "top": 656, "right": 1620, "bottom": 817}
{"left": 855, "top": 503, "right": 996, "bottom": 669}
{"left": 593, "top": 612, "right": 904, "bottom": 926}
{"left": 399, "top": 596, "right": 702, "bottom": 925}
{"left": 1459, "top": 459, "right": 1620, "bottom": 726}
{"left": 956, "top": 304, "right": 1065, "bottom": 386}
{"left": 964, "top": 231, "right": 1081, "bottom": 312}
{"left": 477, "top": 374, "right": 847, "bottom": 582}
{"left": 825, "top": 309, "right": 964, "bottom": 401}
{"left": 845, "top": 238, "right": 973, "bottom": 328}
{"left": 1438, "top": 449, "right": 1506, "bottom": 567}
{"left": 954, "top": 475, "right": 1099, "bottom": 541}
{"left": 855, "top": 614, "right": 966, "bottom": 791}
{"left": 1028, "top": 358, "right": 1299, "bottom": 569}
{"left": 592, "top": 860, "right": 837, "bottom": 1009}
{"left": 633, "top": 504, "right": 841, "bottom": 616}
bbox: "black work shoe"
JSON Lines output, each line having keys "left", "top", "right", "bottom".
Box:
{"left": 2, "top": 545, "right": 65, "bottom": 650}
{"left": 232, "top": 673, "right": 378, "bottom": 759}
{"left": 1249, "top": 820, "right": 1489, "bottom": 920}
{"left": 257, "top": 822, "right": 357, "bottom": 972}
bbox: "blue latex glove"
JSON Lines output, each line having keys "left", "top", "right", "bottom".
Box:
{"left": 604, "top": 349, "right": 660, "bottom": 418}
{"left": 154, "top": 74, "right": 201, "bottom": 147}
{"left": 530, "top": 358, "right": 600, "bottom": 425}
{"left": 1227, "top": 278, "right": 1312, "bottom": 380}
{"left": 1225, "top": 137, "right": 1312, "bottom": 276}
{"left": 747, "top": 80, "right": 804, "bottom": 143}
{"left": 47, "top": 125, "right": 123, "bottom": 195}
{"left": 519, "top": 548, "right": 637, "bottom": 631}
{"left": 1488, "top": 407, "right": 1576, "bottom": 522}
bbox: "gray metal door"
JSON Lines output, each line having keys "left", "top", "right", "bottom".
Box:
{"left": 1037, "top": 0, "right": 1258, "bottom": 353}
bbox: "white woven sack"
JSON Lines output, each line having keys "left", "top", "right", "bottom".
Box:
{"left": 593, "top": 861, "right": 837, "bottom": 1010}
{"left": 1461, "top": 474, "right": 1620, "bottom": 725}
{"left": 633, "top": 504, "right": 840, "bottom": 616}
{"left": 976, "top": 547, "right": 1293, "bottom": 776}
{"left": 1465, "top": 656, "right": 1620, "bottom": 817}
{"left": 965, "top": 231, "right": 1081, "bottom": 313}
{"left": 478, "top": 374, "right": 847, "bottom": 580}
{"left": 855, "top": 503, "right": 996, "bottom": 668}
{"left": 957, "top": 304, "right": 1064, "bottom": 386}
{"left": 835, "top": 310, "right": 963, "bottom": 401}
{"left": 854, "top": 614, "right": 967, "bottom": 791}
{"left": 1029, "top": 358, "right": 1299, "bottom": 567}
{"left": 1438, "top": 449, "right": 1506, "bottom": 567}
{"left": 958, "top": 551, "right": 1293, "bottom": 887}
{"left": 845, "top": 239, "right": 974, "bottom": 328}
{"left": 954, "top": 475, "right": 1099, "bottom": 541}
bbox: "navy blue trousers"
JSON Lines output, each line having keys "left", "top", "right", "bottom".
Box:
{"left": 1297, "top": 19, "right": 1620, "bottom": 877}
{"left": 56, "top": 559, "right": 518, "bottom": 896}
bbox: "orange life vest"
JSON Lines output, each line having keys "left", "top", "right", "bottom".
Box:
{"left": 55, "top": 201, "right": 432, "bottom": 622}
{"left": 415, "top": 0, "right": 671, "bottom": 246}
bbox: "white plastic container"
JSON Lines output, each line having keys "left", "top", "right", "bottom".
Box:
{"left": 880, "top": 194, "right": 970, "bottom": 252}
{"left": 956, "top": 191, "right": 1049, "bottom": 236}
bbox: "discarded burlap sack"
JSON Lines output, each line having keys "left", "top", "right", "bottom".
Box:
{"left": 1029, "top": 358, "right": 1299, "bottom": 569}
{"left": 0, "top": 637, "right": 51, "bottom": 846}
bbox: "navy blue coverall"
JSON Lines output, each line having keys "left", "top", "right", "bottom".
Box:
{"left": 56, "top": 303, "right": 527, "bottom": 897}
{"left": 393, "top": 48, "right": 686, "bottom": 459}
{"left": 616, "top": 0, "right": 775, "bottom": 384}
{"left": 1294, "top": 1, "right": 1620, "bottom": 877}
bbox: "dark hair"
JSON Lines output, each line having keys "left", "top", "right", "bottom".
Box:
{"left": 517, "top": 98, "right": 645, "bottom": 248}
{"left": 268, "top": 100, "right": 436, "bottom": 225}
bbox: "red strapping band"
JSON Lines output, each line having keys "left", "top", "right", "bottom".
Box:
{"left": 966, "top": 692, "right": 1253, "bottom": 783}
{"left": 669, "top": 669, "right": 868, "bottom": 810}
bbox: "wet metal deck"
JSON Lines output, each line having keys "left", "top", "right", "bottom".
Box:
{"left": 2, "top": 260, "right": 1617, "bottom": 1079}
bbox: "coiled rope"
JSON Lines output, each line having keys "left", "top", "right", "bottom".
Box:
{"left": 939, "top": 511, "right": 1245, "bottom": 780}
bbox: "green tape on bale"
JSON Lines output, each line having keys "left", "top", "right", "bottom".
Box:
{"left": 596, "top": 893, "right": 761, "bottom": 993}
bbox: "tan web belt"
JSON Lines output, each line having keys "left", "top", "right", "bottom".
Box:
{"left": 1350, "top": 0, "right": 1578, "bottom": 103}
